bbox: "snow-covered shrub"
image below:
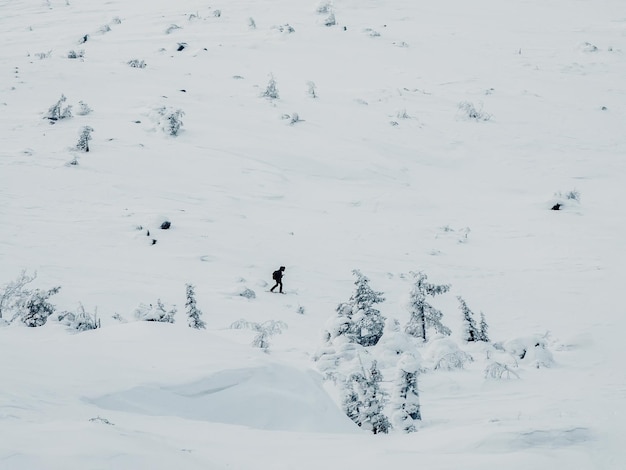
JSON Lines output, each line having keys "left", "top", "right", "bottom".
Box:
{"left": 165, "top": 24, "right": 182, "bottom": 34}
{"left": 155, "top": 107, "right": 184, "bottom": 136}
{"left": 76, "top": 126, "right": 93, "bottom": 152}
{"left": 67, "top": 49, "right": 85, "bottom": 59}
{"left": 238, "top": 287, "right": 256, "bottom": 299}
{"left": 499, "top": 335, "right": 554, "bottom": 369}
{"left": 484, "top": 361, "right": 520, "bottom": 380}
{"left": 248, "top": 17, "right": 256, "bottom": 29}
{"left": 316, "top": 1, "right": 333, "bottom": 14}
{"left": 423, "top": 337, "right": 473, "bottom": 371}
{"left": 134, "top": 300, "right": 176, "bottom": 323}
{"left": 262, "top": 75, "right": 279, "bottom": 100}
{"left": 375, "top": 318, "right": 423, "bottom": 368}
{"left": 15, "top": 286, "right": 61, "bottom": 327}
{"left": 458, "top": 101, "right": 491, "bottom": 121}
{"left": 324, "top": 12, "right": 336, "bottom": 27}
{"left": 551, "top": 189, "right": 581, "bottom": 211}
{"left": 391, "top": 353, "right": 421, "bottom": 432}
{"left": 314, "top": 340, "right": 366, "bottom": 382}
{"left": 34, "top": 50, "right": 52, "bottom": 60}
{"left": 306, "top": 81, "right": 318, "bottom": 98}
{"left": 343, "top": 361, "right": 391, "bottom": 434}
{"left": 273, "top": 24, "right": 295, "bottom": 34}
{"left": 59, "top": 304, "right": 100, "bottom": 331}
{"left": 0, "top": 270, "right": 37, "bottom": 319}
{"left": 128, "top": 59, "right": 147, "bottom": 68}
{"left": 185, "top": 284, "right": 206, "bottom": 329}
{"left": 405, "top": 271, "right": 450, "bottom": 342}
{"left": 46, "top": 94, "right": 72, "bottom": 121}
{"left": 76, "top": 101, "right": 92, "bottom": 116}
{"left": 230, "top": 319, "right": 287, "bottom": 352}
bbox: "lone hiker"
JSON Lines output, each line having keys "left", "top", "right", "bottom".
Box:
{"left": 270, "top": 266, "right": 286, "bottom": 293}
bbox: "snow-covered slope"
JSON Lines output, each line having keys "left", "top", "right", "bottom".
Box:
{"left": 1, "top": 0, "right": 625, "bottom": 468}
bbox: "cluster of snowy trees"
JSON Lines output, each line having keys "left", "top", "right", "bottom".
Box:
{"left": 316, "top": 269, "right": 491, "bottom": 434}
{"left": 0, "top": 272, "right": 207, "bottom": 332}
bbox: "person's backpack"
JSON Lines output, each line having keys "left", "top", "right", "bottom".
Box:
{"left": 272, "top": 270, "right": 280, "bottom": 281}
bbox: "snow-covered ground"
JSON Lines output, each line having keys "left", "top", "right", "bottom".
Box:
{"left": 1, "top": 0, "right": 625, "bottom": 468}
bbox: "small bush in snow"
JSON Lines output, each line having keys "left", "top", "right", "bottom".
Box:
{"left": 165, "top": 24, "right": 182, "bottom": 34}
{"left": 323, "top": 12, "right": 336, "bottom": 27}
{"left": 500, "top": 335, "right": 554, "bottom": 369}
{"left": 307, "top": 81, "right": 317, "bottom": 98}
{"left": 405, "top": 271, "right": 450, "bottom": 342}
{"left": 67, "top": 49, "right": 85, "bottom": 59}
{"left": 0, "top": 270, "right": 37, "bottom": 319}
{"left": 59, "top": 303, "right": 101, "bottom": 331}
{"left": 551, "top": 189, "right": 581, "bottom": 210}
{"left": 248, "top": 17, "right": 256, "bottom": 29}
{"left": 238, "top": 287, "right": 256, "bottom": 299}
{"left": 156, "top": 107, "right": 185, "bottom": 136}
{"left": 14, "top": 286, "right": 61, "bottom": 327}
{"left": 425, "top": 338, "right": 473, "bottom": 371}
{"left": 273, "top": 24, "right": 295, "bottom": 34}
{"left": 128, "top": 59, "right": 147, "bottom": 68}
{"left": 262, "top": 75, "right": 279, "bottom": 100}
{"left": 458, "top": 101, "right": 491, "bottom": 121}
{"left": 76, "top": 126, "right": 93, "bottom": 152}
{"left": 46, "top": 94, "right": 72, "bottom": 121}
{"left": 34, "top": 50, "right": 52, "bottom": 60}
{"left": 76, "top": 100, "right": 92, "bottom": 116}
{"left": 316, "top": 1, "right": 333, "bottom": 14}
{"left": 134, "top": 299, "right": 176, "bottom": 323}
{"left": 185, "top": 284, "right": 206, "bottom": 329}
{"left": 213, "top": 9, "right": 221, "bottom": 17}
{"left": 230, "top": 319, "right": 287, "bottom": 351}
{"left": 484, "top": 361, "right": 520, "bottom": 380}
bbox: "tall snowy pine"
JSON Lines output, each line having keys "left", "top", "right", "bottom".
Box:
{"left": 391, "top": 353, "right": 421, "bottom": 432}
{"left": 185, "top": 284, "right": 206, "bottom": 329}
{"left": 345, "top": 270, "right": 386, "bottom": 346}
{"left": 343, "top": 360, "right": 391, "bottom": 434}
{"left": 458, "top": 296, "right": 480, "bottom": 342}
{"left": 478, "top": 311, "right": 490, "bottom": 342}
{"left": 405, "top": 271, "right": 450, "bottom": 342}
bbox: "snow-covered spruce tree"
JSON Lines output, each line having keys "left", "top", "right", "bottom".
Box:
{"left": 230, "top": 319, "right": 287, "bottom": 352}
{"left": 405, "top": 271, "right": 450, "bottom": 342}
{"left": 345, "top": 270, "right": 386, "bottom": 346}
{"left": 458, "top": 296, "right": 479, "bottom": 342}
{"left": 14, "top": 286, "right": 61, "bottom": 327}
{"left": 46, "top": 94, "right": 72, "bottom": 121}
{"left": 262, "top": 74, "right": 279, "bottom": 100}
{"left": 0, "top": 270, "right": 37, "bottom": 319}
{"left": 158, "top": 107, "right": 184, "bottom": 136}
{"left": 391, "top": 353, "right": 421, "bottom": 432}
{"left": 343, "top": 360, "right": 391, "bottom": 434}
{"left": 478, "top": 311, "right": 490, "bottom": 342}
{"left": 76, "top": 126, "right": 93, "bottom": 152}
{"left": 185, "top": 283, "right": 206, "bottom": 329}
{"left": 134, "top": 299, "right": 176, "bottom": 323}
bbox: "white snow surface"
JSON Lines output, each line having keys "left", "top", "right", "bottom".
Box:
{"left": 1, "top": 0, "right": 625, "bottom": 468}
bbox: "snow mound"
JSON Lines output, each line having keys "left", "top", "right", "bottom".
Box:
{"left": 90, "top": 364, "right": 356, "bottom": 433}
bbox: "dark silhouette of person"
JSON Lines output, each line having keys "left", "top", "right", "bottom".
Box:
{"left": 270, "top": 266, "right": 286, "bottom": 293}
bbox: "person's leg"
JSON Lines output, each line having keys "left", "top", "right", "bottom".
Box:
{"left": 270, "top": 282, "right": 278, "bottom": 292}
{"left": 279, "top": 281, "right": 283, "bottom": 293}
